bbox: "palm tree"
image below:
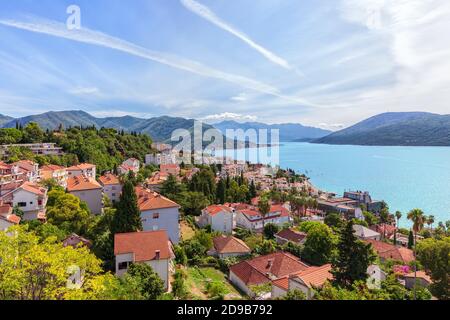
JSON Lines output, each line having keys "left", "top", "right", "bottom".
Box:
{"left": 407, "top": 208, "right": 425, "bottom": 300}
{"left": 427, "top": 215, "right": 435, "bottom": 232}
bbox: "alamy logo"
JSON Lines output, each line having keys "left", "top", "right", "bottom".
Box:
{"left": 66, "top": 5, "right": 81, "bottom": 30}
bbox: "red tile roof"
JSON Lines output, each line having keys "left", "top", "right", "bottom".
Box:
{"left": 135, "top": 186, "right": 179, "bottom": 211}
{"left": 67, "top": 176, "right": 102, "bottom": 191}
{"left": 204, "top": 205, "right": 233, "bottom": 216}
{"left": 40, "top": 164, "right": 65, "bottom": 171}
{"left": 213, "top": 236, "right": 251, "bottom": 254}
{"left": 67, "top": 163, "right": 95, "bottom": 171}
{"left": 98, "top": 173, "right": 120, "bottom": 186}
{"left": 114, "top": 230, "right": 172, "bottom": 262}
{"left": 230, "top": 252, "right": 309, "bottom": 286}
{"left": 290, "top": 264, "right": 333, "bottom": 288}
{"left": 20, "top": 181, "right": 47, "bottom": 196}
{"left": 365, "top": 239, "right": 415, "bottom": 263}
{"left": 275, "top": 228, "right": 307, "bottom": 243}
{"left": 404, "top": 271, "right": 432, "bottom": 283}
{"left": 272, "top": 277, "right": 289, "bottom": 290}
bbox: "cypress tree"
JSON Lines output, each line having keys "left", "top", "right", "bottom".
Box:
{"left": 332, "top": 220, "right": 376, "bottom": 288}
{"left": 408, "top": 230, "right": 414, "bottom": 249}
{"left": 249, "top": 180, "right": 257, "bottom": 199}
{"left": 216, "top": 178, "right": 226, "bottom": 204}
{"left": 111, "top": 180, "right": 142, "bottom": 234}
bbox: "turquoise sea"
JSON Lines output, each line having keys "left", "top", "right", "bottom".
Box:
{"left": 224, "top": 142, "right": 450, "bottom": 227}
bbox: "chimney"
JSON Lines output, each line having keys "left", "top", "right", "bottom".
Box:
{"left": 266, "top": 259, "right": 274, "bottom": 269}
{"left": 155, "top": 250, "right": 161, "bottom": 260}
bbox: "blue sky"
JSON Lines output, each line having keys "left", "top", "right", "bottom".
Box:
{"left": 0, "top": 0, "right": 449, "bottom": 129}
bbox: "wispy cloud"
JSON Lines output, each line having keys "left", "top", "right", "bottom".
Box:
{"left": 0, "top": 18, "right": 301, "bottom": 103}
{"left": 69, "top": 86, "right": 99, "bottom": 95}
{"left": 180, "top": 0, "right": 294, "bottom": 71}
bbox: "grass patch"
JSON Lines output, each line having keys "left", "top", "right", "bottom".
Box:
{"left": 185, "top": 267, "right": 243, "bottom": 300}
{"left": 180, "top": 220, "right": 196, "bottom": 241}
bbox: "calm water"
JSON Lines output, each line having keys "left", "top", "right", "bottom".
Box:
{"left": 225, "top": 142, "right": 450, "bottom": 227}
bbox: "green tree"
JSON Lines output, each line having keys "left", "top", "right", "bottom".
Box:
{"left": 172, "top": 269, "right": 188, "bottom": 299}
{"left": 332, "top": 221, "right": 376, "bottom": 288}
{"left": 22, "top": 122, "right": 44, "bottom": 143}
{"left": 408, "top": 230, "right": 414, "bottom": 249}
{"left": 263, "top": 223, "right": 280, "bottom": 240}
{"left": 216, "top": 178, "right": 226, "bottom": 204}
{"left": 279, "top": 289, "right": 307, "bottom": 300}
{"left": 176, "top": 191, "right": 210, "bottom": 216}
{"left": 258, "top": 196, "right": 271, "bottom": 231}
{"left": 127, "top": 263, "right": 165, "bottom": 300}
{"left": 46, "top": 189, "right": 91, "bottom": 235}
{"left": 299, "top": 222, "right": 337, "bottom": 266}
{"left": 324, "top": 212, "right": 343, "bottom": 230}
{"left": 407, "top": 208, "right": 426, "bottom": 300}
{"left": 416, "top": 237, "right": 450, "bottom": 300}
{"left": 0, "top": 225, "right": 107, "bottom": 300}
{"left": 111, "top": 180, "right": 142, "bottom": 234}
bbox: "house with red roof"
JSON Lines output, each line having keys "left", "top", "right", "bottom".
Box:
{"left": 114, "top": 230, "right": 175, "bottom": 290}
{"left": 229, "top": 252, "right": 309, "bottom": 297}
{"left": 404, "top": 271, "right": 433, "bottom": 290}
{"left": 198, "top": 205, "right": 235, "bottom": 233}
{"left": 67, "top": 163, "right": 96, "bottom": 179}
{"left": 365, "top": 239, "right": 415, "bottom": 264}
{"left": 98, "top": 173, "right": 122, "bottom": 203}
{"left": 209, "top": 235, "right": 251, "bottom": 259}
{"left": 160, "top": 164, "right": 180, "bottom": 177}
{"left": 135, "top": 186, "right": 181, "bottom": 244}
{"left": 0, "top": 181, "right": 47, "bottom": 221}
{"left": 40, "top": 164, "right": 68, "bottom": 188}
{"left": 275, "top": 228, "right": 307, "bottom": 245}
{"left": 236, "top": 204, "right": 291, "bottom": 232}
{"left": 118, "top": 158, "right": 140, "bottom": 176}
{"left": 272, "top": 264, "right": 333, "bottom": 300}
{"left": 67, "top": 176, "right": 103, "bottom": 214}
{"left": 12, "top": 160, "right": 40, "bottom": 182}
{"left": 0, "top": 202, "right": 20, "bottom": 231}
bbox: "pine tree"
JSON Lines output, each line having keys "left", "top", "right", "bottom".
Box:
{"left": 111, "top": 180, "right": 142, "bottom": 234}
{"left": 332, "top": 220, "right": 376, "bottom": 288}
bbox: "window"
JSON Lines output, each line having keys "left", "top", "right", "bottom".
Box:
{"left": 153, "top": 213, "right": 160, "bottom": 219}
{"left": 152, "top": 225, "right": 159, "bottom": 231}
{"left": 118, "top": 261, "right": 131, "bottom": 270}
{"left": 18, "top": 202, "right": 26, "bottom": 207}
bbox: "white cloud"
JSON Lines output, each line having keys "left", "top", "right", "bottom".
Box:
{"left": 180, "top": 0, "right": 293, "bottom": 71}
{"left": 89, "top": 110, "right": 153, "bottom": 118}
{"left": 318, "top": 123, "right": 345, "bottom": 131}
{"left": 201, "top": 112, "right": 257, "bottom": 122}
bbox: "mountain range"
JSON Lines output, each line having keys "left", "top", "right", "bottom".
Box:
{"left": 1, "top": 110, "right": 449, "bottom": 146}
{"left": 212, "top": 120, "right": 331, "bottom": 142}
{"left": 313, "top": 112, "right": 450, "bottom": 146}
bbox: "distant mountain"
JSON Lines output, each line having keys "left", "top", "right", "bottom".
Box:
{"left": 0, "top": 110, "right": 223, "bottom": 144}
{"left": 0, "top": 114, "right": 13, "bottom": 127}
{"left": 213, "top": 120, "right": 331, "bottom": 142}
{"left": 313, "top": 112, "right": 450, "bottom": 146}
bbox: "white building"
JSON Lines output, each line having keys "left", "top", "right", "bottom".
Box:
{"left": 198, "top": 205, "right": 234, "bottom": 234}
{"left": 272, "top": 264, "right": 333, "bottom": 300}
{"left": 67, "top": 176, "right": 103, "bottom": 215}
{"left": 67, "top": 163, "right": 96, "bottom": 179}
{"left": 40, "top": 165, "right": 68, "bottom": 188}
{"left": 208, "top": 235, "right": 251, "bottom": 259}
{"left": 236, "top": 205, "right": 291, "bottom": 232}
{"left": 353, "top": 224, "right": 382, "bottom": 241}
{"left": 98, "top": 173, "right": 122, "bottom": 204}
{"left": 136, "top": 187, "right": 181, "bottom": 244}
{"left": 0, "top": 181, "right": 47, "bottom": 221}
{"left": 0, "top": 202, "right": 21, "bottom": 231}
{"left": 114, "top": 230, "right": 175, "bottom": 291}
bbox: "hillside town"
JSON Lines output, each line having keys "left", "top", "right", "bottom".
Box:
{"left": 0, "top": 124, "right": 448, "bottom": 301}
